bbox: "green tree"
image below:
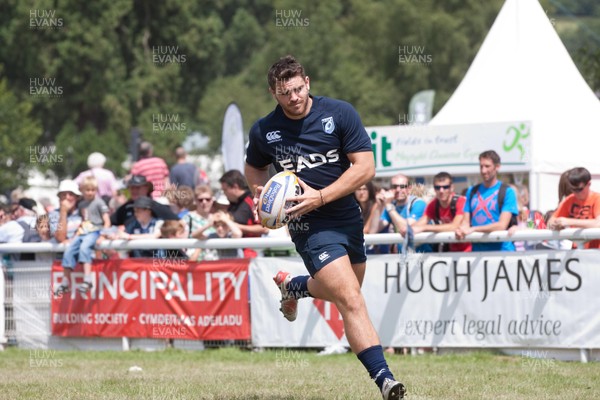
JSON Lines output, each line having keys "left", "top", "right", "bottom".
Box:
{"left": 3, "top": 0, "right": 596, "bottom": 194}
{"left": 0, "top": 76, "right": 42, "bottom": 194}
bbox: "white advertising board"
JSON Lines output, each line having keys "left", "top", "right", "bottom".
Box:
{"left": 250, "top": 251, "right": 600, "bottom": 348}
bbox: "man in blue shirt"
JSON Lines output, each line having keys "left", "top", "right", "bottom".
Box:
{"left": 455, "top": 150, "right": 518, "bottom": 251}
{"left": 369, "top": 173, "right": 429, "bottom": 253}
{"left": 245, "top": 55, "right": 405, "bottom": 400}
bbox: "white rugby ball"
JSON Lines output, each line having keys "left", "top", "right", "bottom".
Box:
{"left": 258, "top": 171, "right": 302, "bottom": 229}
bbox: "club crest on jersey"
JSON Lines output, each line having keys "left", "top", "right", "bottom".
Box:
{"left": 321, "top": 117, "right": 335, "bottom": 134}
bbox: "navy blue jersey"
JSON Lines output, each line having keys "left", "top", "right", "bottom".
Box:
{"left": 246, "top": 96, "right": 372, "bottom": 230}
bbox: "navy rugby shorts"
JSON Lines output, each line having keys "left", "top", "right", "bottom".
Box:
{"left": 290, "top": 224, "right": 367, "bottom": 277}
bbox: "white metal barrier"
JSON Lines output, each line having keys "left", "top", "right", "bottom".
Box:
{"left": 1, "top": 228, "right": 600, "bottom": 253}
{"left": 2, "top": 229, "right": 600, "bottom": 359}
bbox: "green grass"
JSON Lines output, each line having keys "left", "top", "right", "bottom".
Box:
{"left": 0, "top": 348, "right": 598, "bottom": 399}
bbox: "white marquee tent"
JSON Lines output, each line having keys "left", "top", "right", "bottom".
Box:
{"left": 429, "top": 0, "right": 600, "bottom": 212}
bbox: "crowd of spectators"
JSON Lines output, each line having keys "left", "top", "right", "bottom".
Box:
{"left": 0, "top": 145, "right": 260, "bottom": 278}
{"left": 358, "top": 150, "right": 600, "bottom": 254}
{"left": 2, "top": 147, "right": 600, "bottom": 279}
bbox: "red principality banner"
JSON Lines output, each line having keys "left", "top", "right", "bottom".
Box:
{"left": 51, "top": 258, "right": 250, "bottom": 340}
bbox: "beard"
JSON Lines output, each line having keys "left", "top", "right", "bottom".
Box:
{"left": 280, "top": 96, "right": 311, "bottom": 119}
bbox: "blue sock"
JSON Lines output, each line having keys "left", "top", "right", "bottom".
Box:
{"left": 357, "top": 345, "right": 395, "bottom": 390}
{"left": 286, "top": 275, "right": 311, "bottom": 299}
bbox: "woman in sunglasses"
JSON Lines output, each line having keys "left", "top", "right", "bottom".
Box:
{"left": 187, "top": 185, "right": 218, "bottom": 260}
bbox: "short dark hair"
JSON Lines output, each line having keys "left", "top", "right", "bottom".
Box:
{"left": 219, "top": 170, "right": 248, "bottom": 190}
{"left": 567, "top": 167, "right": 591, "bottom": 187}
{"left": 267, "top": 55, "right": 306, "bottom": 90}
{"left": 433, "top": 171, "right": 453, "bottom": 184}
{"left": 479, "top": 150, "right": 501, "bottom": 165}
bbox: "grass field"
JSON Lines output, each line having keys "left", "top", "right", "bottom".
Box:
{"left": 1, "top": 347, "right": 598, "bottom": 399}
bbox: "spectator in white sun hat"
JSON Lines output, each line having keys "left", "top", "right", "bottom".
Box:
{"left": 48, "top": 180, "right": 83, "bottom": 243}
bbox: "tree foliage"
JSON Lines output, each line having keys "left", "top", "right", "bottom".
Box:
{"left": 0, "top": 75, "right": 42, "bottom": 191}
{"left": 0, "top": 0, "right": 597, "bottom": 195}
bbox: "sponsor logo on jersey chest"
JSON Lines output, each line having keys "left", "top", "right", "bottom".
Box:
{"left": 266, "top": 130, "right": 282, "bottom": 143}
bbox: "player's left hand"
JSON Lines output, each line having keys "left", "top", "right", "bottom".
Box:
{"left": 285, "top": 178, "right": 321, "bottom": 220}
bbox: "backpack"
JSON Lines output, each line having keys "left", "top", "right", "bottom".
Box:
{"left": 468, "top": 183, "right": 518, "bottom": 228}
{"left": 434, "top": 195, "right": 460, "bottom": 224}
{"left": 406, "top": 196, "right": 418, "bottom": 216}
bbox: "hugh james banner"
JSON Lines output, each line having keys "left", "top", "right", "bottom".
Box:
{"left": 51, "top": 258, "right": 250, "bottom": 340}
{"left": 250, "top": 251, "right": 600, "bottom": 348}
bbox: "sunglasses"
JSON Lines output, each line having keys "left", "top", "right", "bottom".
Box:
{"left": 197, "top": 198, "right": 213, "bottom": 203}
{"left": 572, "top": 185, "right": 587, "bottom": 193}
{"left": 434, "top": 185, "right": 451, "bottom": 191}
{"left": 390, "top": 184, "right": 409, "bottom": 190}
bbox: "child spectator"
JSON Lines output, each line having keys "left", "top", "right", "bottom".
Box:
{"left": 196, "top": 211, "right": 242, "bottom": 260}
{"left": 155, "top": 220, "right": 188, "bottom": 259}
{"left": 35, "top": 215, "right": 59, "bottom": 263}
{"left": 54, "top": 177, "right": 110, "bottom": 295}
{"left": 74, "top": 152, "right": 119, "bottom": 204}
{"left": 117, "top": 196, "right": 163, "bottom": 258}
{"left": 212, "top": 190, "right": 230, "bottom": 213}
{"left": 507, "top": 184, "right": 547, "bottom": 250}
{"left": 548, "top": 167, "right": 600, "bottom": 249}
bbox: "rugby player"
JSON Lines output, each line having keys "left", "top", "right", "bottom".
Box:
{"left": 245, "top": 55, "right": 405, "bottom": 400}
